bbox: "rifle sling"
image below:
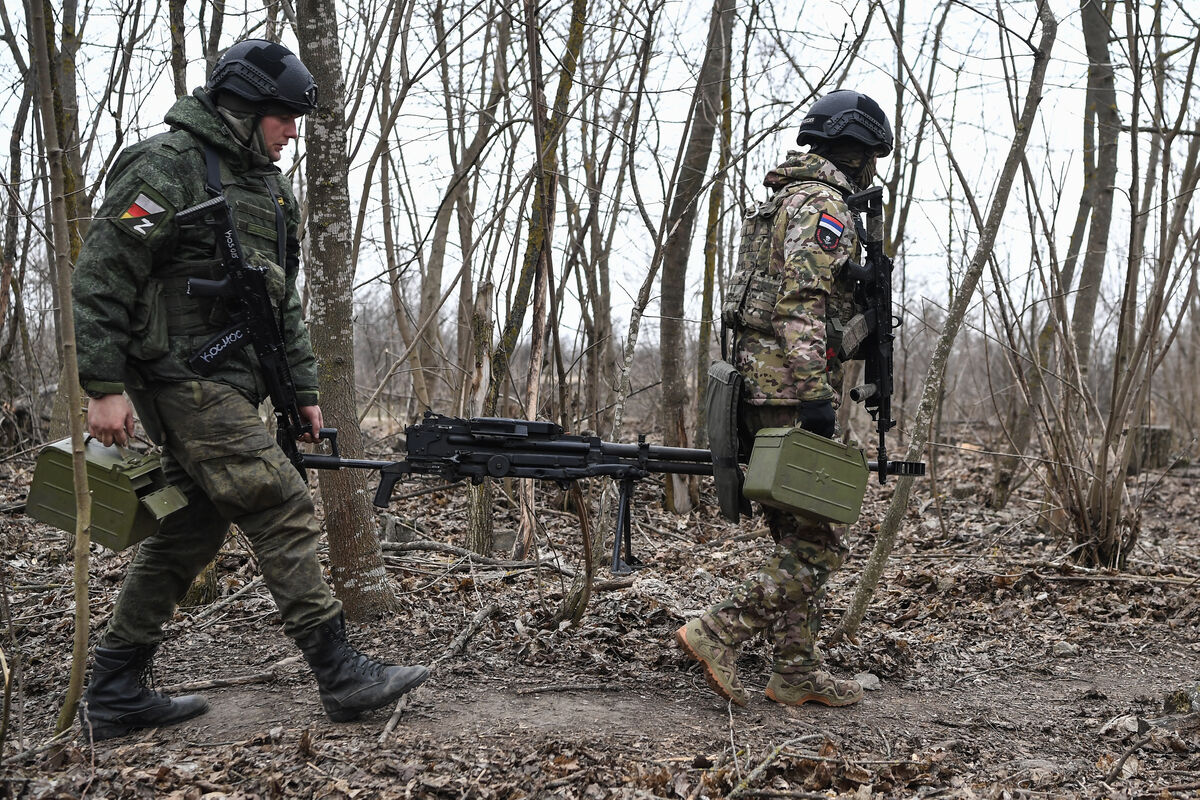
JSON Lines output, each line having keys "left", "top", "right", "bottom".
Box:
{"left": 202, "top": 145, "right": 290, "bottom": 347}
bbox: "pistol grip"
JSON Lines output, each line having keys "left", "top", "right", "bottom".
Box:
{"left": 373, "top": 471, "right": 401, "bottom": 508}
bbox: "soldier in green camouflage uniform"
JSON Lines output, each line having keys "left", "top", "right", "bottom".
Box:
{"left": 73, "top": 40, "right": 427, "bottom": 741}
{"left": 678, "top": 90, "right": 894, "bottom": 708}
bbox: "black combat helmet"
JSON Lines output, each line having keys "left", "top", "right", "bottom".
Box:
{"left": 206, "top": 39, "right": 318, "bottom": 115}
{"left": 796, "top": 90, "right": 893, "bottom": 156}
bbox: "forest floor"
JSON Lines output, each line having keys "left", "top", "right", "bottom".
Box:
{"left": 2, "top": 427, "right": 1199, "bottom": 799}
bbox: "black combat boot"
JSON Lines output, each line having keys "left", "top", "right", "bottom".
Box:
{"left": 295, "top": 613, "right": 429, "bottom": 722}
{"left": 79, "top": 645, "right": 209, "bottom": 741}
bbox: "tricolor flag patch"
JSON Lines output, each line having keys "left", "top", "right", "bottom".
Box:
{"left": 118, "top": 193, "right": 167, "bottom": 237}
{"left": 815, "top": 212, "right": 844, "bottom": 252}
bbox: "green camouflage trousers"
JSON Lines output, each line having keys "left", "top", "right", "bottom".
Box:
{"left": 100, "top": 380, "right": 340, "bottom": 648}
{"left": 700, "top": 404, "right": 848, "bottom": 675}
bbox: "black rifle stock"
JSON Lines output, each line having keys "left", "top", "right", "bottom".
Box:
{"left": 175, "top": 195, "right": 329, "bottom": 474}
{"left": 846, "top": 186, "right": 898, "bottom": 484}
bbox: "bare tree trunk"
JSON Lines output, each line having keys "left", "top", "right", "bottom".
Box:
{"left": 1068, "top": 0, "right": 1121, "bottom": 388}
{"left": 835, "top": 1, "right": 1057, "bottom": 642}
{"left": 169, "top": 0, "right": 187, "bottom": 97}
{"left": 510, "top": 0, "right": 561, "bottom": 561}
{"left": 693, "top": 43, "right": 732, "bottom": 448}
{"left": 38, "top": 0, "right": 88, "bottom": 440}
{"left": 484, "top": 0, "right": 588, "bottom": 416}
{"left": 297, "top": 0, "right": 396, "bottom": 618}
{"left": 202, "top": 0, "right": 224, "bottom": 77}
{"left": 464, "top": 283, "right": 495, "bottom": 556}
{"left": 658, "top": 0, "right": 735, "bottom": 513}
{"left": 30, "top": 0, "right": 89, "bottom": 736}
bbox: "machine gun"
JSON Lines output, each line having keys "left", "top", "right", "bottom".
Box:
{"left": 301, "top": 412, "right": 713, "bottom": 574}
{"left": 845, "top": 186, "right": 898, "bottom": 485}
{"left": 175, "top": 195, "right": 317, "bottom": 475}
{"left": 300, "top": 411, "right": 923, "bottom": 574}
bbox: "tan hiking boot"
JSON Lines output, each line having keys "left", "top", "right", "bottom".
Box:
{"left": 675, "top": 619, "right": 749, "bottom": 707}
{"left": 765, "top": 670, "right": 863, "bottom": 707}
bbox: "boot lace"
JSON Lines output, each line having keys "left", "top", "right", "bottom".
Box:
{"left": 135, "top": 651, "right": 168, "bottom": 699}
{"left": 335, "top": 636, "right": 392, "bottom": 680}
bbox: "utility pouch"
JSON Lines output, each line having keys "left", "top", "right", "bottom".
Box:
{"left": 829, "top": 313, "right": 871, "bottom": 361}
{"left": 705, "top": 360, "right": 751, "bottom": 522}
{"left": 743, "top": 426, "right": 868, "bottom": 523}
{"left": 127, "top": 279, "right": 170, "bottom": 361}
{"left": 25, "top": 437, "right": 188, "bottom": 550}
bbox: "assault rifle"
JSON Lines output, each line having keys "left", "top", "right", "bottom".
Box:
{"left": 175, "top": 196, "right": 317, "bottom": 475}
{"left": 845, "top": 186, "right": 898, "bottom": 485}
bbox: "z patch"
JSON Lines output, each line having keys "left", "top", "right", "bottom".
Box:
{"left": 815, "top": 212, "right": 844, "bottom": 252}
{"left": 116, "top": 188, "right": 169, "bottom": 238}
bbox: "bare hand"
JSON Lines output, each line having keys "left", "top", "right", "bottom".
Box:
{"left": 87, "top": 394, "right": 135, "bottom": 447}
{"left": 298, "top": 405, "right": 323, "bottom": 443}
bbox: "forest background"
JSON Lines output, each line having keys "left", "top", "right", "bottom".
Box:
{"left": 0, "top": 0, "right": 1198, "bottom": 782}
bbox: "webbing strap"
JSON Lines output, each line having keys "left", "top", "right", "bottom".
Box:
{"left": 260, "top": 175, "right": 288, "bottom": 271}
{"left": 204, "top": 145, "right": 222, "bottom": 197}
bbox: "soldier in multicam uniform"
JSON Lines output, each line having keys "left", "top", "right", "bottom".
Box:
{"left": 677, "top": 90, "right": 894, "bottom": 708}
{"left": 73, "top": 39, "right": 428, "bottom": 741}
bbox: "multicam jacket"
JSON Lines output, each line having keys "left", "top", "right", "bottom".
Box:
{"left": 72, "top": 89, "right": 318, "bottom": 407}
{"left": 722, "top": 152, "right": 860, "bottom": 406}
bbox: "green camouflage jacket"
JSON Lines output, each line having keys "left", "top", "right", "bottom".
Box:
{"left": 728, "top": 151, "right": 860, "bottom": 406}
{"left": 72, "top": 89, "right": 318, "bottom": 407}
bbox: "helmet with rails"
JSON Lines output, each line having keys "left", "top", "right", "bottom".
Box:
{"left": 796, "top": 90, "right": 893, "bottom": 156}
{"left": 206, "top": 39, "right": 318, "bottom": 115}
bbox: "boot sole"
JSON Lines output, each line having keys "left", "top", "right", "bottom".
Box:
{"left": 675, "top": 626, "right": 748, "bottom": 707}
{"left": 764, "top": 686, "right": 862, "bottom": 707}
{"left": 81, "top": 704, "right": 209, "bottom": 742}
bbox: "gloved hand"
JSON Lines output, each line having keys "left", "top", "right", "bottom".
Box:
{"left": 798, "top": 399, "right": 836, "bottom": 439}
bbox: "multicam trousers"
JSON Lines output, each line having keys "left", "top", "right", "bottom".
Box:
{"left": 100, "top": 380, "right": 340, "bottom": 648}
{"left": 699, "top": 405, "right": 849, "bottom": 675}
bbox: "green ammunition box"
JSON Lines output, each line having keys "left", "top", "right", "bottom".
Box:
{"left": 743, "top": 427, "right": 868, "bottom": 523}
{"left": 25, "top": 437, "right": 188, "bottom": 550}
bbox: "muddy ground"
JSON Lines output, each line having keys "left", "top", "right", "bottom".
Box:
{"left": 2, "top": 434, "right": 1199, "bottom": 799}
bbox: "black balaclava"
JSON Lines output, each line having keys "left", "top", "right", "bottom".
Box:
{"left": 810, "top": 140, "right": 878, "bottom": 190}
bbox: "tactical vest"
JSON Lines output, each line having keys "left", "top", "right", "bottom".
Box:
{"left": 130, "top": 143, "right": 291, "bottom": 368}
{"left": 721, "top": 180, "right": 862, "bottom": 361}
{"left": 721, "top": 182, "right": 813, "bottom": 354}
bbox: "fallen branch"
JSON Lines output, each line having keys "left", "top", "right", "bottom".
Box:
{"left": 185, "top": 576, "right": 265, "bottom": 624}
{"left": 593, "top": 577, "right": 635, "bottom": 592}
{"left": 1033, "top": 571, "right": 1198, "bottom": 588}
{"left": 382, "top": 541, "right": 575, "bottom": 577}
{"left": 1, "top": 728, "right": 73, "bottom": 766}
{"left": 160, "top": 656, "right": 303, "bottom": 694}
{"left": 430, "top": 602, "right": 501, "bottom": 671}
{"left": 379, "top": 601, "right": 500, "bottom": 743}
{"left": 1104, "top": 732, "right": 1152, "bottom": 784}
{"left": 727, "top": 735, "right": 826, "bottom": 799}
{"left": 516, "top": 682, "right": 617, "bottom": 695}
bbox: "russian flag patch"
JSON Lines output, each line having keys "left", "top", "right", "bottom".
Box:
{"left": 815, "top": 212, "right": 844, "bottom": 251}
{"left": 118, "top": 192, "right": 167, "bottom": 237}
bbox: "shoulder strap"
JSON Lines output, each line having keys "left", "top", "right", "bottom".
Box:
{"left": 260, "top": 175, "right": 288, "bottom": 271}
{"left": 204, "top": 145, "right": 288, "bottom": 270}
{"left": 204, "top": 145, "right": 223, "bottom": 197}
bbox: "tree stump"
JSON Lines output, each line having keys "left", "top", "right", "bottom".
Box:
{"left": 1129, "top": 425, "right": 1174, "bottom": 475}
